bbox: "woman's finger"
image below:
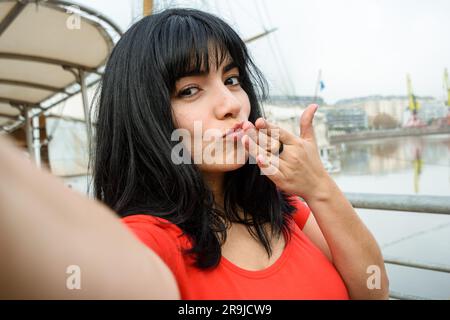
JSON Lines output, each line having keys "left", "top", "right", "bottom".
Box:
{"left": 243, "top": 120, "right": 281, "bottom": 154}
{"left": 300, "top": 104, "right": 319, "bottom": 141}
{"left": 241, "top": 134, "right": 284, "bottom": 173}
{"left": 256, "top": 153, "right": 284, "bottom": 179}
{"left": 254, "top": 118, "right": 298, "bottom": 145}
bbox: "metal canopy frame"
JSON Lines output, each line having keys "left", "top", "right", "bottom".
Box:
{"left": 0, "top": 0, "right": 122, "bottom": 167}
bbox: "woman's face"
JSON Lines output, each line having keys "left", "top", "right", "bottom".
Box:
{"left": 171, "top": 55, "right": 251, "bottom": 173}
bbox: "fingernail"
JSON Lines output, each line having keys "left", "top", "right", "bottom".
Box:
{"left": 260, "top": 118, "right": 266, "bottom": 127}
{"left": 241, "top": 135, "right": 248, "bottom": 146}
{"left": 257, "top": 154, "right": 267, "bottom": 165}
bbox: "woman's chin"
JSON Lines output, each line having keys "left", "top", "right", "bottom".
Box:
{"left": 198, "top": 152, "right": 249, "bottom": 172}
{"left": 209, "top": 162, "right": 246, "bottom": 172}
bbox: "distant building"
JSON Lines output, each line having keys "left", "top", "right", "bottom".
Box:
{"left": 334, "top": 95, "right": 444, "bottom": 128}
{"left": 415, "top": 100, "right": 447, "bottom": 125}
{"left": 266, "top": 95, "right": 324, "bottom": 107}
{"left": 262, "top": 96, "right": 329, "bottom": 148}
{"left": 321, "top": 107, "right": 368, "bottom": 133}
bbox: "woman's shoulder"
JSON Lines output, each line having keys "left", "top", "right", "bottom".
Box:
{"left": 121, "top": 214, "right": 189, "bottom": 275}
{"left": 122, "top": 214, "right": 188, "bottom": 246}
{"left": 286, "top": 195, "right": 311, "bottom": 230}
{"left": 122, "top": 214, "right": 181, "bottom": 232}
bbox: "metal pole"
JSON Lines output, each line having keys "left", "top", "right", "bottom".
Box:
{"left": 23, "top": 107, "right": 41, "bottom": 167}
{"left": 389, "top": 291, "right": 431, "bottom": 300}
{"left": 24, "top": 107, "right": 34, "bottom": 160}
{"left": 384, "top": 256, "right": 450, "bottom": 274}
{"left": 78, "top": 69, "right": 92, "bottom": 151}
{"left": 313, "top": 69, "right": 321, "bottom": 104}
{"left": 345, "top": 192, "right": 450, "bottom": 215}
{"left": 32, "top": 112, "right": 41, "bottom": 168}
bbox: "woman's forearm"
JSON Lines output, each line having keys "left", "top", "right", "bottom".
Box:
{"left": 304, "top": 177, "right": 389, "bottom": 300}
{"left": 0, "top": 136, "right": 179, "bottom": 299}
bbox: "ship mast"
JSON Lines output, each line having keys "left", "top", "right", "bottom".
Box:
{"left": 143, "top": 0, "right": 153, "bottom": 16}
{"left": 313, "top": 69, "right": 322, "bottom": 103}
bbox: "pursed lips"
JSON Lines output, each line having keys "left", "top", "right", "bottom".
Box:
{"left": 222, "top": 121, "right": 245, "bottom": 139}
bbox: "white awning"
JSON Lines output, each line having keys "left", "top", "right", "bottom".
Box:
{"left": 0, "top": 0, "right": 121, "bottom": 130}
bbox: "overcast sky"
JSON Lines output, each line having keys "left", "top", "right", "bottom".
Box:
{"left": 73, "top": 0, "right": 450, "bottom": 104}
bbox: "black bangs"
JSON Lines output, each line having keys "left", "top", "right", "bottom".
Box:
{"left": 154, "top": 9, "right": 250, "bottom": 93}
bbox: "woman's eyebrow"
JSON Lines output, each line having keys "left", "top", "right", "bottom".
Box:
{"left": 178, "top": 61, "right": 238, "bottom": 79}
{"left": 222, "top": 61, "right": 238, "bottom": 73}
{"left": 178, "top": 68, "right": 207, "bottom": 78}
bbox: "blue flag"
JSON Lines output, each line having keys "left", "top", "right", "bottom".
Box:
{"left": 320, "top": 80, "right": 325, "bottom": 91}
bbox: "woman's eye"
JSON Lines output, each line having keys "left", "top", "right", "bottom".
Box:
{"left": 225, "top": 76, "right": 240, "bottom": 86}
{"left": 178, "top": 87, "right": 199, "bottom": 98}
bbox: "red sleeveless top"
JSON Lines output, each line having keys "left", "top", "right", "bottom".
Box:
{"left": 122, "top": 196, "right": 349, "bottom": 299}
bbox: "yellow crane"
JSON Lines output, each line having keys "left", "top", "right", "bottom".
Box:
{"left": 444, "top": 68, "right": 450, "bottom": 125}
{"left": 407, "top": 74, "right": 420, "bottom": 114}
{"left": 445, "top": 68, "right": 450, "bottom": 107}
{"left": 405, "top": 74, "right": 423, "bottom": 127}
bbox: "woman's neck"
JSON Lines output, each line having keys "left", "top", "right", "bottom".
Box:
{"left": 201, "top": 171, "right": 225, "bottom": 208}
{"left": 201, "top": 171, "right": 246, "bottom": 223}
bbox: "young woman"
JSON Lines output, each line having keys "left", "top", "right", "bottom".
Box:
{"left": 0, "top": 8, "right": 388, "bottom": 299}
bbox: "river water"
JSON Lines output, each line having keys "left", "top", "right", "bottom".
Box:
{"left": 330, "top": 133, "right": 450, "bottom": 299}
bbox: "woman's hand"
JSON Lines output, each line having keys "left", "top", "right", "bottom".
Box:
{"left": 241, "top": 106, "right": 390, "bottom": 299}
{"left": 241, "top": 104, "right": 332, "bottom": 201}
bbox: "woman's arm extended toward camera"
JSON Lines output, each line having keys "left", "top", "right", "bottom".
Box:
{"left": 0, "top": 136, "right": 180, "bottom": 299}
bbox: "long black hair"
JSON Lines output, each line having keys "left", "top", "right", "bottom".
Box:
{"left": 93, "top": 8, "right": 297, "bottom": 269}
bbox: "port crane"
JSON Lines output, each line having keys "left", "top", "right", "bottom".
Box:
{"left": 404, "top": 74, "right": 425, "bottom": 127}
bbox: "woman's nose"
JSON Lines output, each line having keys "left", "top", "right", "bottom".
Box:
{"left": 213, "top": 84, "right": 242, "bottom": 119}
